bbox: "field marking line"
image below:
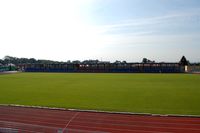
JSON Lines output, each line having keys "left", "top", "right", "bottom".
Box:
{"left": 62, "top": 112, "right": 80, "bottom": 132}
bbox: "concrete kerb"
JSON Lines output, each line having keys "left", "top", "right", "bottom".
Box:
{"left": 0, "top": 104, "right": 200, "bottom": 118}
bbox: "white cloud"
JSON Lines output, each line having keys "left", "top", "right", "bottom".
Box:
{"left": 96, "top": 8, "right": 200, "bottom": 34}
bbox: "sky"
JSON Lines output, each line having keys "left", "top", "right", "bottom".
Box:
{"left": 0, "top": 0, "right": 200, "bottom": 62}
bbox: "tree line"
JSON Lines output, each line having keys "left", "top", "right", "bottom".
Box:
{"left": 0, "top": 55, "right": 197, "bottom": 66}
{"left": 0, "top": 56, "right": 135, "bottom": 65}
{"left": 0, "top": 56, "right": 61, "bottom": 65}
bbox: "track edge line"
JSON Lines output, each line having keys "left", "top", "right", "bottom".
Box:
{"left": 1, "top": 104, "right": 200, "bottom": 118}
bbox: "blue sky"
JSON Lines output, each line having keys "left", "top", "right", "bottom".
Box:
{"left": 0, "top": 0, "right": 200, "bottom": 62}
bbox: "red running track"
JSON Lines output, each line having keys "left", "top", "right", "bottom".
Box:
{"left": 0, "top": 105, "right": 200, "bottom": 133}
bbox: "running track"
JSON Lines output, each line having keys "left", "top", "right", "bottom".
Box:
{"left": 0, "top": 105, "right": 200, "bottom": 133}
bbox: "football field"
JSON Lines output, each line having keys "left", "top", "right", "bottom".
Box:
{"left": 0, "top": 73, "right": 200, "bottom": 115}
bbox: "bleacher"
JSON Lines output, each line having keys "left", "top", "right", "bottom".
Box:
{"left": 21, "top": 63, "right": 183, "bottom": 73}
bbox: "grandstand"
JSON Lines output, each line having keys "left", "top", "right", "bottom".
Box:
{"left": 188, "top": 64, "right": 200, "bottom": 73}
{"left": 18, "top": 62, "right": 184, "bottom": 73}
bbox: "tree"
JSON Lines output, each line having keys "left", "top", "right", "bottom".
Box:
{"left": 29, "top": 58, "right": 37, "bottom": 64}
{"left": 114, "top": 60, "right": 121, "bottom": 64}
{"left": 72, "top": 60, "right": 81, "bottom": 64}
{"left": 142, "top": 58, "right": 155, "bottom": 63}
{"left": 0, "top": 59, "right": 4, "bottom": 65}
{"left": 142, "top": 58, "right": 148, "bottom": 63}
{"left": 122, "top": 61, "right": 127, "bottom": 64}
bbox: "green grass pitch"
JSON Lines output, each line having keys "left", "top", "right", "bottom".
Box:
{"left": 0, "top": 73, "right": 200, "bottom": 115}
